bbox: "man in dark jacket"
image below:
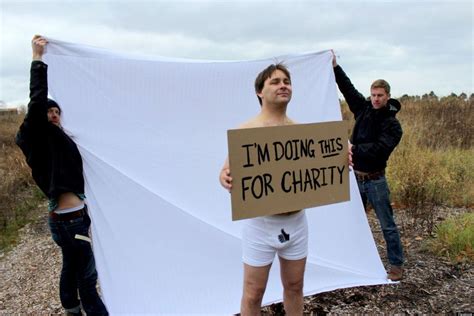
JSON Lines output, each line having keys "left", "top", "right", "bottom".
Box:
{"left": 332, "top": 52, "right": 404, "bottom": 281}
{"left": 16, "top": 35, "right": 108, "bottom": 315}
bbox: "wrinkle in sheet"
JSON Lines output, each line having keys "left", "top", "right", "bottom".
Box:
{"left": 44, "top": 39, "right": 390, "bottom": 314}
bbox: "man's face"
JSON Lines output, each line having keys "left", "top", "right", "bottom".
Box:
{"left": 47, "top": 107, "right": 61, "bottom": 126}
{"left": 257, "top": 69, "right": 292, "bottom": 106}
{"left": 370, "top": 88, "right": 390, "bottom": 109}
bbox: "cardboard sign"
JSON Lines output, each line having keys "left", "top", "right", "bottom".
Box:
{"left": 227, "top": 121, "right": 349, "bottom": 220}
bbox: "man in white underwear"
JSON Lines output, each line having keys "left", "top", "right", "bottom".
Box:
{"left": 219, "top": 63, "right": 307, "bottom": 315}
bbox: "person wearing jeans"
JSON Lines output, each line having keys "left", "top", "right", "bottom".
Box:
{"left": 16, "top": 35, "right": 108, "bottom": 315}
{"left": 332, "top": 51, "right": 404, "bottom": 281}
{"left": 48, "top": 206, "right": 107, "bottom": 315}
{"left": 357, "top": 176, "right": 404, "bottom": 267}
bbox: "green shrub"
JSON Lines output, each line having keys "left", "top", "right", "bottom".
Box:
{"left": 0, "top": 186, "right": 45, "bottom": 251}
{"left": 424, "top": 212, "right": 474, "bottom": 263}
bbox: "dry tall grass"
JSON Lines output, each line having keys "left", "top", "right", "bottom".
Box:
{"left": 0, "top": 113, "right": 34, "bottom": 207}
{"left": 0, "top": 112, "right": 43, "bottom": 250}
{"left": 341, "top": 95, "right": 473, "bottom": 233}
{"left": 400, "top": 95, "right": 473, "bottom": 149}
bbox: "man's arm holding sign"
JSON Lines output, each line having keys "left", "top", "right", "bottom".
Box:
{"left": 219, "top": 157, "right": 232, "bottom": 191}
{"left": 219, "top": 119, "right": 264, "bottom": 192}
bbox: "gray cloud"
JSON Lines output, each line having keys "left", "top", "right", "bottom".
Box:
{"left": 1, "top": 0, "right": 472, "bottom": 105}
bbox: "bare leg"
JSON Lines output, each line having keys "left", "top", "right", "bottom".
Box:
{"left": 241, "top": 263, "right": 272, "bottom": 316}
{"left": 279, "top": 256, "right": 306, "bottom": 315}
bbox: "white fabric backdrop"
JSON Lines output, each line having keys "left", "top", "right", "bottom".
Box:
{"left": 44, "top": 39, "right": 390, "bottom": 314}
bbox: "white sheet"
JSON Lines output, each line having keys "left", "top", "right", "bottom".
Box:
{"left": 44, "top": 39, "right": 390, "bottom": 314}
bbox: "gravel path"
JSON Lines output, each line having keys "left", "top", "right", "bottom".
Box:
{"left": 1, "top": 206, "right": 473, "bottom": 314}
{"left": 0, "top": 210, "right": 63, "bottom": 313}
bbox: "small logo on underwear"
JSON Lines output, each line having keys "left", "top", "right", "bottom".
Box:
{"left": 278, "top": 229, "right": 290, "bottom": 243}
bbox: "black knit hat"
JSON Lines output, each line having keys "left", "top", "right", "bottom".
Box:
{"left": 47, "top": 98, "right": 61, "bottom": 114}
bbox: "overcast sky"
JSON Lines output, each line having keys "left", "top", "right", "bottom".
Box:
{"left": 1, "top": 0, "right": 472, "bottom": 106}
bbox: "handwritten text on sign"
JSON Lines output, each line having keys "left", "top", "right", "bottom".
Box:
{"left": 227, "top": 121, "right": 349, "bottom": 220}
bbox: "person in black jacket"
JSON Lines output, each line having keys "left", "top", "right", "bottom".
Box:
{"left": 332, "top": 52, "right": 404, "bottom": 281}
{"left": 16, "top": 35, "right": 108, "bottom": 315}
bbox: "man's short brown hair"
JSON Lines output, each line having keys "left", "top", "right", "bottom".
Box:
{"left": 254, "top": 63, "right": 291, "bottom": 105}
{"left": 371, "top": 79, "right": 391, "bottom": 94}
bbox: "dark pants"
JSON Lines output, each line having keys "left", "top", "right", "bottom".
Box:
{"left": 48, "top": 207, "right": 108, "bottom": 315}
{"left": 356, "top": 176, "right": 404, "bottom": 267}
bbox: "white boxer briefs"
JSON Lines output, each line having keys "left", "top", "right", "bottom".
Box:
{"left": 242, "top": 210, "right": 308, "bottom": 267}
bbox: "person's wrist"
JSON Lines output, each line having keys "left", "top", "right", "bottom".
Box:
{"left": 32, "top": 54, "right": 43, "bottom": 61}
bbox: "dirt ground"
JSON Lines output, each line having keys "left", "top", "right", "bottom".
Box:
{"left": 1, "top": 204, "right": 472, "bottom": 314}
{"left": 266, "top": 207, "right": 474, "bottom": 314}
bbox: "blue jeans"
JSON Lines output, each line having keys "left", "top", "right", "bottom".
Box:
{"left": 48, "top": 207, "right": 108, "bottom": 315}
{"left": 357, "top": 176, "right": 404, "bottom": 266}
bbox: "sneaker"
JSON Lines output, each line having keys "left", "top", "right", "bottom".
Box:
{"left": 387, "top": 266, "right": 403, "bottom": 281}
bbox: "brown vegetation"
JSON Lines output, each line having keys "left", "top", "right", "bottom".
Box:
{"left": 391, "top": 97, "right": 473, "bottom": 238}
{"left": 342, "top": 95, "right": 474, "bottom": 234}
{"left": 0, "top": 112, "right": 44, "bottom": 251}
